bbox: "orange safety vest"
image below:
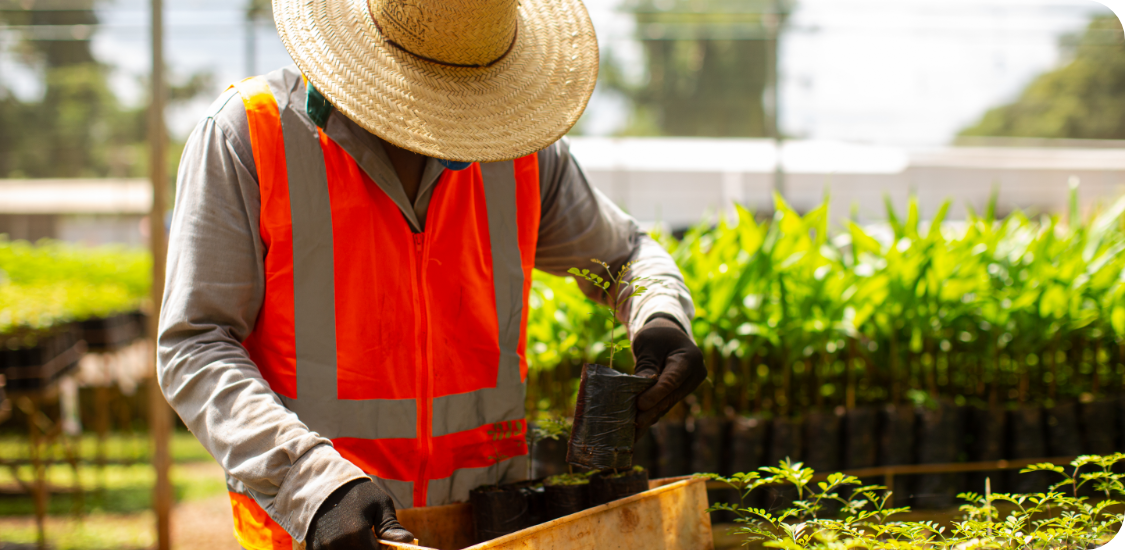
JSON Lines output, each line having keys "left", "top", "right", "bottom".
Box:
{"left": 226, "top": 71, "right": 540, "bottom": 549}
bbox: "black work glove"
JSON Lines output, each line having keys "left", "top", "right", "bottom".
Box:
{"left": 632, "top": 314, "right": 706, "bottom": 437}
{"left": 307, "top": 479, "right": 415, "bottom": 549}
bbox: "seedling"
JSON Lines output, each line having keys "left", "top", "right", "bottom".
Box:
{"left": 526, "top": 415, "right": 571, "bottom": 479}
{"left": 567, "top": 259, "right": 653, "bottom": 367}
{"left": 703, "top": 453, "right": 1125, "bottom": 549}
{"left": 544, "top": 472, "right": 593, "bottom": 487}
{"left": 485, "top": 420, "right": 520, "bottom": 487}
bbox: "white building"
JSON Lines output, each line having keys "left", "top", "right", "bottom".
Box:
{"left": 570, "top": 137, "right": 1125, "bottom": 230}
{"left": 2, "top": 138, "right": 1124, "bottom": 245}
{"left": 0, "top": 178, "right": 150, "bottom": 245}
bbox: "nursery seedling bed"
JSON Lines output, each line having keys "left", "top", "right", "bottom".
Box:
{"left": 79, "top": 312, "right": 142, "bottom": 352}
{"left": 3, "top": 339, "right": 86, "bottom": 391}
{"left": 701, "top": 455, "right": 1079, "bottom": 507}
{"left": 378, "top": 477, "right": 712, "bottom": 550}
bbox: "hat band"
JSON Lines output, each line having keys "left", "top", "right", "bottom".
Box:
{"left": 368, "top": 5, "right": 519, "bottom": 69}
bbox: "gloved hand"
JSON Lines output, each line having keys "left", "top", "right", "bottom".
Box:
{"left": 307, "top": 479, "right": 415, "bottom": 549}
{"left": 632, "top": 314, "right": 706, "bottom": 437}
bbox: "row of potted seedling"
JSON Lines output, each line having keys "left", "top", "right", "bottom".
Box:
{"left": 525, "top": 192, "right": 1125, "bottom": 418}
{"left": 0, "top": 311, "right": 146, "bottom": 390}
{"left": 469, "top": 465, "right": 651, "bottom": 542}
{"left": 0, "top": 237, "right": 150, "bottom": 345}
{"left": 530, "top": 396, "right": 1124, "bottom": 512}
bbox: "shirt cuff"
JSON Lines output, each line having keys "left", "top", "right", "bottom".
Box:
{"left": 266, "top": 444, "right": 369, "bottom": 542}
{"left": 628, "top": 295, "right": 695, "bottom": 343}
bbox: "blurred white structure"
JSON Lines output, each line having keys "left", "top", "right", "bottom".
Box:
{"left": 2, "top": 138, "right": 1125, "bottom": 244}
{"left": 570, "top": 137, "right": 1125, "bottom": 229}
{"left": 0, "top": 178, "right": 150, "bottom": 244}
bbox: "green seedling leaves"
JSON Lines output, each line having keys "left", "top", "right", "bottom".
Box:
{"left": 563, "top": 259, "right": 659, "bottom": 367}
{"left": 704, "top": 453, "right": 1124, "bottom": 550}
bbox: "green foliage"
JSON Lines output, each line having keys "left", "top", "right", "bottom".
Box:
{"left": 0, "top": 432, "right": 223, "bottom": 518}
{"left": 0, "top": 432, "right": 213, "bottom": 466}
{"left": 0, "top": 237, "right": 151, "bottom": 338}
{"left": 960, "top": 14, "right": 1125, "bottom": 140}
{"left": 705, "top": 454, "right": 1125, "bottom": 549}
{"left": 486, "top": 420, "right": 522, "bottom": 486}
{"left": 567, "top": 259, "right": 652, "bottom": 367}
{"left": 601, "top": 0, "right": 787, "bottom": 137}
{"left": 527, "top": 191, "right": 1125, "bottom": 416}
{"left": 529, "top": 416, "right": 572, "bottom": 446}
{"left": 609, "top": 465, "right": 646, "bottom": 479}
{"left": 544, "top": 472, "right": 593, "bottom": 487}
{"left": 0, "top": 0, "right": 213, "bottom": 179}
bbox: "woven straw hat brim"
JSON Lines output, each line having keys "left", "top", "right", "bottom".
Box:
{"left": 273, "top": 0, "right": 599, "bottom": 163}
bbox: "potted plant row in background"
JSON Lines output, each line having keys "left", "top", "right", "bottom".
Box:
{"left": 704, "top": 453, "right": 1124, "bottom": 549}
{"left": 522, "top": 190, "right": 1125, "bottom": 512}
{"left": 0, "top": 238, "right": 151, "bottom": 390}
{"left": 470, "top": 261, "right": 660, "bottom": 542}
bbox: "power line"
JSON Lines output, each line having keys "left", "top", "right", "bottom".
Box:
{"left": 2, "top": 24, "right": 1119, "bottom": 39}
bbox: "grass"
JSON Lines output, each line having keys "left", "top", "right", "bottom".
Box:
{"left": 0, "top": 431, "right": 215, "bottom": 465}
{"left": 0, "top": 463, "right": 227, "bottom": 516}
{"left": 0, "top": 431, "right": 225, "bottom": 516}
{"left": 0, "top": 513, "right": 157, "bottom": 550}
{"left": 705, "top": 455, "right": 1125, "bottom": 549}
{"left": 0, "top": 237, "right": 150, "bottom": 336}
{"left": 0, "top": 431, "right": 229, "bottom": 549}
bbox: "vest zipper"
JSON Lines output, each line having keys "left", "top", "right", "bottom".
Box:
{"left": 411, "top": 232, "right": 434, "bottom": 507}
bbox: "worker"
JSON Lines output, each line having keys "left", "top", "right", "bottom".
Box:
{"left": 157, "top": 0, "right": 705, "bottom": 549}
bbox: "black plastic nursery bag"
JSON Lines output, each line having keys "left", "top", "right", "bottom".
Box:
{"left": 566, "top": 363, "right": 657, "bottom": 470}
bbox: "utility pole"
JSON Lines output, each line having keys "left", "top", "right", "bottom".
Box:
{"left": 149, "top": 0, "right": 172, "bottom": 547}
{"left": 245, "top": 16, "right": 256, "bottom": 77}
{"left": 764, "top": 0, "right": 785, "bottom": 199}
{"left": 245, "top": 0, "right": 270, "bottom": 78}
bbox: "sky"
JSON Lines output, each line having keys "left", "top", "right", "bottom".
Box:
{"left": 0, "top": 0, "right": 1117, "bottom": 145}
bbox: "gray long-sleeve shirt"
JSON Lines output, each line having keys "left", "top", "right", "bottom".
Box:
{"left": 158, "top": 64, "right": 694, "bottom": 541}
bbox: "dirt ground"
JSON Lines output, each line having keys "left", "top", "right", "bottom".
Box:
{"left": 1, "top": 460, "right": 751, "bottom": 549}
{"left": 167, "top": 476, "right": 241, "bottom": 550}
{"left": 0, "top": 462, "right": 240, "bottom": 550}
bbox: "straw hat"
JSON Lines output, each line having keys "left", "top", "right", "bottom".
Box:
{"left": 272, "top": 0, "right": 600, "bottom": 162}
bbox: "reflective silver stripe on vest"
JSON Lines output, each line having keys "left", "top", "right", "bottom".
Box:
{"left": 425, "top": 456, "right": 528, "bottom": 507}
{"left": 269, "top": 70, "right": 417, "bottom": 443}
{"left": 269, "top": 70, "right": 416, "bottom": 509}
{"left": 257, "top": 68, "right": 531, "bottom": 508}
{"left": 430, "top": 161, "right": 527, "bottom": 438}
{"left": 371, "top": 477, "right": 415, "bottom": 512}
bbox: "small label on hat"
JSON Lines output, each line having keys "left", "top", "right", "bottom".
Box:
{"left": 382, "top": 0, "right": 428, "bottom": 40}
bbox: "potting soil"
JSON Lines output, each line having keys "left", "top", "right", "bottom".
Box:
{"left": 544, "top": 479, "right": 590, "bottom": 519}
{"left": 654, "top": 418, "right": 690, "bottom": 477}
{"left": 803, "top": 408, "right": 844, "bottom": 472}
{"left": 470, "top": 485, "right": 535, "bottom": 542}
{"left": 913, "top": 402, "right": 962, "bottom": 510}
{"left": 690, "top": 417, "right": 726, "bottom": 475}
{"left": 589, "top": 467, "right": 649, "bottom": 506}
{"left": 566, "top": 364, "right": 656, "bottom": 470}
{"left": 1045, "top": 402, "right": 1082, "bottom": 457}
{"left": 1081, "top": 400, "right": 1117, "bottom": 455}
{"left": 842, "top": 407, "right": 877, "bottom": 470}
{"left": 1008, "top": 407, "right": 1049, "bottom": 493}
{"left": 632, "top": 426, "right": 657, "bottom": 474}
{"left": 966, "top": 406, "right": 1007, "bottom": 493}
{"left": 727, "top": 416, "right": 766, "bottom": 476}
{"left": 530, "top": 433, "right": 568, "bottom": 479}
{"left": 764, "top": 416, "right": 801, "bottom": 510}
{"left": 876, "top": 404, "right": 915, "bottom": 503}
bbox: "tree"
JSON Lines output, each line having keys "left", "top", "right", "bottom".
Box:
{"left": 0, "top": 0, "right": 211, "bottom": 179}
{"left": 601, "top": 0, "right": 788, "bottom": 138}
{"left": 244, "top": 0, "right": 273, "bottom": 76}
{"left": 0, "top": 0, "right": 143, "bottom": 178}
{"left": 960, "top": 14, "right": 1125, "bottom": 140}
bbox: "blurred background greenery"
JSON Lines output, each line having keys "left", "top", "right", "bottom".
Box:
{"left": 2, "top": 0, "right": 1125, "bottom": 548}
